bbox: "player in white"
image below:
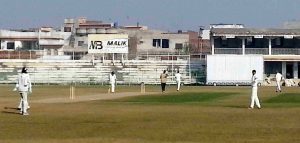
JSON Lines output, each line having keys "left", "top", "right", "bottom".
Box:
{"left": 109, "top": 71, "right": 117, "bottom": 93}
{"left": 18, "top": 98, "right": 30, "bottom": 110}
{"left": 275, "top": 71, "right": 283, "bottom": 92}
{"left": 175, "top": 71, "right": 182, "bottom": 91}
{"left": 13, "top": 67, "right": 32, "bottom": 115}
{"left": 249, "top": 70, "right": 261, "bottom": 109}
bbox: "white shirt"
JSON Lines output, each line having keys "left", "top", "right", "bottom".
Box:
{"left": 16, "top": 73, "right": 32, "bottom": 92}
{"left": 175, "top": 73, "right": 181, "bottom": 82}
{"left": 251, "top": 74, "right": 258, "bottom": 87}
{"left": 109, "top": 74, "right": 116, "bottom": 84}
{"left": 275, "top": 73, "right": 283, "bottom": 82}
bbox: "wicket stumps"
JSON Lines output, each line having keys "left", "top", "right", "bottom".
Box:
{"left": 141, "top": 82, "right": 145, "bottom": 93}
{"left": 69, "top": 85, "right": 75, "bottom": 99}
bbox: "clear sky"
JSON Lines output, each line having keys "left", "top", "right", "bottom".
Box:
{"left": 0, "top": 0, "right": 299, "bottom": 31}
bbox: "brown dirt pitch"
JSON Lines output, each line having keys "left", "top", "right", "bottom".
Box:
{"left": 0, "top": 85, "right": 299, "bottom": 143}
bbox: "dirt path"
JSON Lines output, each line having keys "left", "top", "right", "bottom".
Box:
{"left": 33, "top": 92, "right": 159, "bottom": 104}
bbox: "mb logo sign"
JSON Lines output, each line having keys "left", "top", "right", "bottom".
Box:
{"left": 89, "top": 40, "right": 127, "bottom": 50}
{"left": 89, "top": 41, "right": 103, "bottom": 50}
{"left": 88, "top": 34, "right": 129, "bottom": 54}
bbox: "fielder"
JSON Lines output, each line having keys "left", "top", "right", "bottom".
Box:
{"left": 109, "top": 71, "right": 117, "bottom": 93}
{"left": 175, "top": 71, "right": 182, "bottom": 91}
{"left": 160, "top": 70, "right": 168, "bottom": 93}
{"left": 13, "top": 67, "right": 32, "bottom": 115}
{"left": 249, "top": 70, "right": 261, "bottom": 109}
{"left": 275, "top": 71, "right": 283, "bottom": 92}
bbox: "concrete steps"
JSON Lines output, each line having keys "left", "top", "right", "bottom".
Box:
{"left": 0, "top": 59, "right": 203, "bottom": 84}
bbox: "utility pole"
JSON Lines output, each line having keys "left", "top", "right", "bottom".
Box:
{"left": 198, "top": 26, "right": 204, "bottom": 54}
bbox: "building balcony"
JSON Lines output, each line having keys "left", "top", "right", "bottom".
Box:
{"left": 39, "top": 32, "right": 64, "bottom": 39}
{"left": 87, "top": 28, "right": 97, "bottom": 34}
{"left": 0, "top": 30, "right": 37, "bottom": 39}
{"left": 214, "top": 48, "right": 242, "bottom": 54}
{"left": 96, "top": 29, "right": 106, "bottom": 34}
{"left": 272, "top": 48, "right": 300, "bottom": 55}
{"left": 245, "top": 48, "right": 268, "bottom": 55}
{"left": 76, "top": 28, "right": 87, "bottom": 35}
{"left": 64, "top": 18, "right": 74, "bottom": 24}
{"left": 214, "top": 48, "right": 300, "bottom": 55}
{"left": 106, "top": 29, "right": 118, "bottom": 34}
{"left": 39, "top": 39, "right": 64, "bottom": 46}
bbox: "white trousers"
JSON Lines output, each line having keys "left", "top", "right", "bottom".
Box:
{"left": 18, "top": 97, "right": 30, "bottom": 109}
{"left": 276, "top": 81, "right": 281, "bottom": 91}
{"left": 250, "top": 87, "right": 261, "bottom": 108}
{"left": 176, "top": 80, "right": 181, "bottom": 90}
{"left": 19, "top": 92, "right": 29, "bottom": 113}
{"left": 111, "top": 83, "right": 115, "bottom": 93}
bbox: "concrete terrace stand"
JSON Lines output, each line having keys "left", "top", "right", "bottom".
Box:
{"left": 0, "top": 59, "right": 203, "bottom": 85}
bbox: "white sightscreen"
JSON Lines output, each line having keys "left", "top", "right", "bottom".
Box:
{"left": 207, "top": 55, "right": 264, "bottom": 83}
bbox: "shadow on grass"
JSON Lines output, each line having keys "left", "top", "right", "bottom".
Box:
{"left": 1, "top": 111, "right": 20, "bottom": 115}
{"left": 222, "top": 105, "right": 247, "bottom": 109}
{"left": 3, "top": 107, "right": 19, "bottom": 110}
{"left": 2, "top": 107, "right": 20, "bottom": 115}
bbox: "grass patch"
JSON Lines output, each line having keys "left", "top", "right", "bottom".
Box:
{"left": 1, "top": 86, "right": 300, "bottom": 143}
{"left": 114, "top": 92, "right": 236, "bottom": 104}
{"left": 265, "top": 93, "right": 300, "bottom": 104}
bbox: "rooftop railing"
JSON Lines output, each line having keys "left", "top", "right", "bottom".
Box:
{"left": 245, "top": 48, "right": 268, "bottom": 55}
{"left": 215, "top": 47, "right": 300, "bottom": 55}
{"left": 272, "top": 48, "right": 300, "bottom": 55}
{"left": 39, "top": 39, "right": 65, "bottom": 45}
{"left": 214, "top": 48, "right": 242, "bottom": 54}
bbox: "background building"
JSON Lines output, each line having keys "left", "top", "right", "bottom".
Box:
{"left": 62, "top": 18, "right": 190, "bottom": 60}
{"left": 210, "top": 24, "right": 300, "bottom": 85}
{"left": 0, "top": 28, "right": 71, "bottom": 59}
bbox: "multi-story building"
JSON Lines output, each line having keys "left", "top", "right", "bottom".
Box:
{"left": 63, "top": 18, "right": 190, "bottom": 60}
{"left": 183, "top": 30, "right": 211, "bottom": 59}
{"left": 120, "top": 28, "right": 189, "bottom": 55}
{"left": 0, "top": 17, "right": 193, "bottom": 61}
{"left": 210, "top": 25, "right": 300, "bottom": 82}
{"left": 0, "top": 27, "right": 71, "bottom": 59}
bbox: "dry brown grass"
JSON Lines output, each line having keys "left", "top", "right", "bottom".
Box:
{"left": 0, "top": 85, "right": 299, "bottom": 143}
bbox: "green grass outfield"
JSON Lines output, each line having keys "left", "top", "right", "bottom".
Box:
{"left": 0, "top": 85, "right": 299, "bottom": 143}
